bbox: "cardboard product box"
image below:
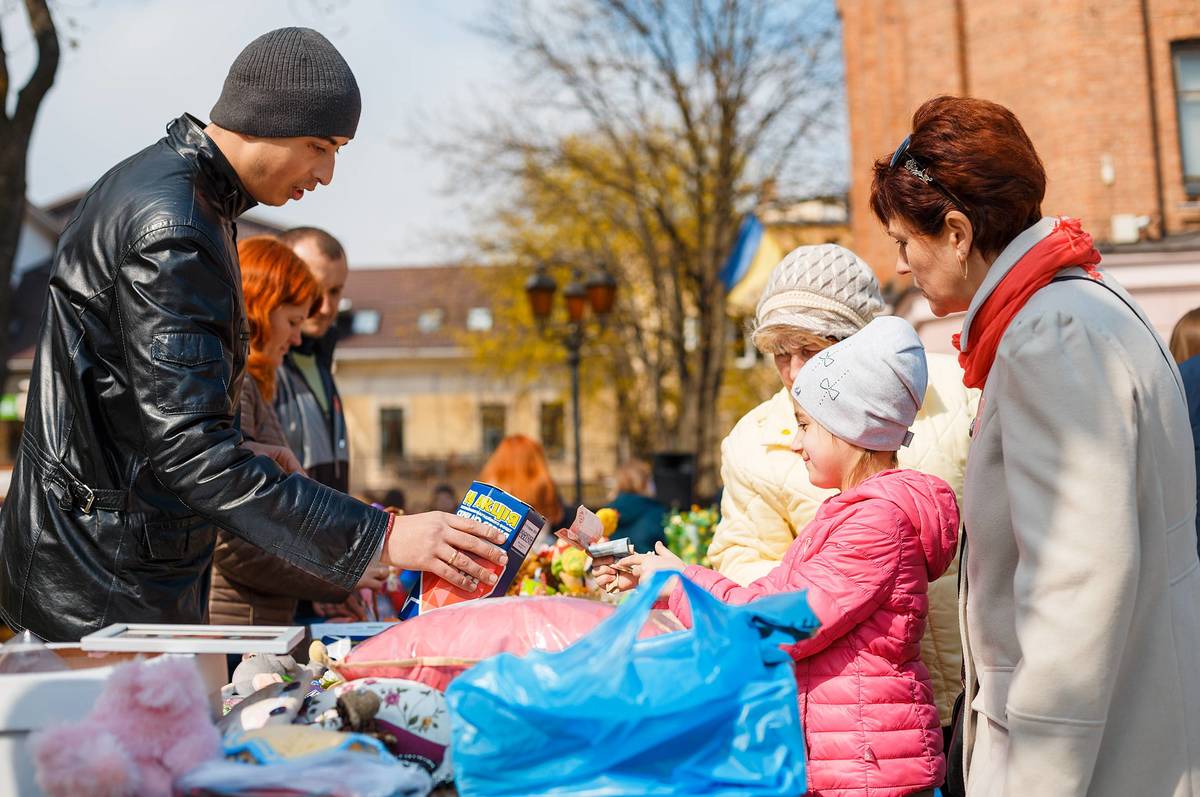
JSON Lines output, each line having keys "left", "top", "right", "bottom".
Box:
{"left": 400, "top": 482, "right": 546, "bottom": 619}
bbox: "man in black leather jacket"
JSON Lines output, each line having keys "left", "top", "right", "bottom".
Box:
{"left": 0, "top": 28, "right": 505, "bottom": 641}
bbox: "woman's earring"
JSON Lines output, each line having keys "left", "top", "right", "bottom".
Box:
{"left": 958, "top": 253, "right": 969, "bottom": 280}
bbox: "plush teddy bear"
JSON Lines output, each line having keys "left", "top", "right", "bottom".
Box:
{"left": 30, "top": 655, "right": 221, "bottom": 797}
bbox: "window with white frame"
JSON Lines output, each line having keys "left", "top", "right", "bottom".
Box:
{"left": 351, "top": 309, "right": 381, "bottom": 335}
{"left": 417, "top": 308, "right": 444, "bottom": 334}
{"left": 1174, "top": 41, "right": 1200, "bottom": 197}
{"left": 466, "top": 307, "right": 493, "bottom": 332}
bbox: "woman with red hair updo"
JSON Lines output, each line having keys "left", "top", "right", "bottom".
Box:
{"left": 478, "top": 435, "right": 564, "bottom": 528}
{"left": 870, "top": 96, "right": 1200, "bottom": 796}
{"left": 239, "top": 235, "right": 322, "bottom": 410}
{"left": 209, "top": 237, "right": 387, "bottom": 626}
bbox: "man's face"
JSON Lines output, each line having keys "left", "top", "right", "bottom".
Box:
{"left": 291, "top": 237, "right": 349, "bottom": 338}
{"left": 239, "top": 135, "right": 349, "bottom": 207}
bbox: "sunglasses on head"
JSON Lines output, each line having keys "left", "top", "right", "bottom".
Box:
{"left": 890, "top": 134, "right": 968, "bottom": 213}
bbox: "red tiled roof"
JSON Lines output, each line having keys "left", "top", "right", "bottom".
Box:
{"left": 338, "top": 264, "right": 491, "bottom": 350}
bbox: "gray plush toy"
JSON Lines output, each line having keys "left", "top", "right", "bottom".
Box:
{"left": 232, "top": 653, "right": 321, "bottom": 698}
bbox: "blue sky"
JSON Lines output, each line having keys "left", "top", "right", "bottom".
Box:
{"left": 5, "top": 0, "right": 845, "bottom": 266}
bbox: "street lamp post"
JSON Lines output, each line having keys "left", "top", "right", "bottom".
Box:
{"left": 524, "top": 263, "right": 617, "bottom": 506}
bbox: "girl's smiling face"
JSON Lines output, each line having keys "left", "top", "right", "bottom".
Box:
{"left": 791, "top": 406, "right": 861, "bottom": 491}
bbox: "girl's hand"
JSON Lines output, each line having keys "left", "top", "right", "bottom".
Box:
{"left": 596, "top": 542, "right": 687, "bottom": 595}
{"left": 630, "top": 543, "right": 687, "bottom": 597}
{"left": 593, "top": 556, "right": 639, "bottom": 593}
{"left": 633, "top": 542, "right": 691, "bottom": 578}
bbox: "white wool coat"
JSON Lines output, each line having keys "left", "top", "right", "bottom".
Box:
{"left": 959, "top": 219, "right": 1200, "bottom": 797}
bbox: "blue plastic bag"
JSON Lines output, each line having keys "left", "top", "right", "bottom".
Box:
{"left": 446, "top": 570, "right": 819, "bottom": 796}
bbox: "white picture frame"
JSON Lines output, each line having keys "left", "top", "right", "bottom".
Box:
{"left": 80, "top": 623, "right": 303, "bottom": 655}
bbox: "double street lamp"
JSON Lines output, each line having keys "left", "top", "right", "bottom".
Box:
{"left": 524, "top": 264, "right": 617, "bottom": 505}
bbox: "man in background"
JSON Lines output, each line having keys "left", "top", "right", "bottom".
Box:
{"left": 277, "top": 226, "right": 352, "bottom": 492}
{"left": 278, "top": 227, "right": 365, "bottom": 625}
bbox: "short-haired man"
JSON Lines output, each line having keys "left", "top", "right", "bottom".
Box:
{"left": 0, "top": 28, "right": 503, "bottom": 641}
{"left": 274, "top": 226, "right": 352, "bottom": 493}
{"left": 274, "top": 226, "right": 367, "bottom": 624}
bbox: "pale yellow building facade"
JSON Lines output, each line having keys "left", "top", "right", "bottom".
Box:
{"left": 333, "top": 266, "right": 621, "bottom": 508}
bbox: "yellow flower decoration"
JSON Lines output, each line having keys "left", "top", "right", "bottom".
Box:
{"left": 596, "top": 507, "right": 620, "bottom": 537}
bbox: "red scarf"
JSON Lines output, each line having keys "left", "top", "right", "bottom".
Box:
{"left": 952, "top": 218, "right": 1101, "bottom": 389}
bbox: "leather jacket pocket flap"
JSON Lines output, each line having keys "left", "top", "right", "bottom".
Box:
{"left": 151, "top": 332, "right": 222, "bottom": 367}
{"left": 970, "top": 667, "right": 1013, "bottom": 729}
{"left": 142, "top": 514, "right": 213, "bottom": 562}
{"left": 150, "top": 332, "right": 229, "bottom": 414}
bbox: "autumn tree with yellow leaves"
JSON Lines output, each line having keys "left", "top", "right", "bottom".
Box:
{"left": 454, "top": 0, "right": 844, "bottom": 493}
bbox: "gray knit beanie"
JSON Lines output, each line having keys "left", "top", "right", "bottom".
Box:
{"left": 790, "top": 316, "right": 928, "bottom": 452}
{"left": 752, "top": 244, "right": 885, "bottom": 348}
{"left": 211, "top": 27, "right": 361, "bottom": 139}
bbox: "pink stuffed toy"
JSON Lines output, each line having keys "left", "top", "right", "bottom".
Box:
{"left": 31, "top": 656, "right": 221, "bottom": 797}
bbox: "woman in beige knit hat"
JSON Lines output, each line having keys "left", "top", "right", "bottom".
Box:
{"left": 707, "top": 242, "right": 978, "bottom": 736}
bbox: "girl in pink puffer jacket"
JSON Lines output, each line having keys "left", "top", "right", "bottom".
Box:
{"left": 598, "top": 317, "right": 959, "bottom": 797}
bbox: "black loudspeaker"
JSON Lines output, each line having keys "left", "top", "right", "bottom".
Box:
{"left": 652, "top": 452, "right": 695, "bottom": 511}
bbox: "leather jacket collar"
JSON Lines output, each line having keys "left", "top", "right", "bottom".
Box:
{"left": 168, "top": 114, "right": 258, "bottom": 219}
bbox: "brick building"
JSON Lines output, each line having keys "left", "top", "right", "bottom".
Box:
{"left": 839, "top": 0, "right": 1200, "bottom": 316}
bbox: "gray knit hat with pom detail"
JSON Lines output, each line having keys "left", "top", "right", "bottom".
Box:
{"left": 752, "top": 244, "right": 885, "bottom": 347}
{"left": 211, "top": 27, "right": 361, "bottom": 140}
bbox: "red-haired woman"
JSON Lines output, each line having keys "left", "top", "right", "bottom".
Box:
{"left": 478, "top": 434, "right": 564, "bottom": 528}
{"left": 870, "top": 97, "right": 1200, "bottom": 796}
{"left": 209, "top": 237, "right": 387, "bottom": 625}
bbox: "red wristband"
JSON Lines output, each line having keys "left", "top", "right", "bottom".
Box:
{"left": 382, "top": 512, "right": 396, "bottom": 557}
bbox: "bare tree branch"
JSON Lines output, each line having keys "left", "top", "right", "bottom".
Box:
{"left": 13, "top": 0, "right": 59, "bottom": 130}
{"left": 448, "top": 0, "right": 844, "bottom": 488}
